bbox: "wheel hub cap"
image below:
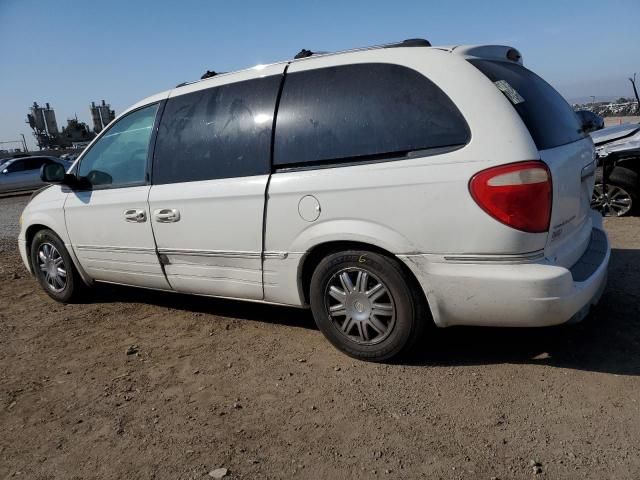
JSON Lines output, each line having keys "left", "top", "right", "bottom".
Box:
{"left": 37, "top": 242, "right": 67, "bottom": 293}
{"left": 349, "top": 294, "right": 371, "bottom": 321}
{"left": 325, "top": 267, "right": 396, "bottom": 345}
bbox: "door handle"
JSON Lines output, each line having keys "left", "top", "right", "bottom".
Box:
{"left": 124, "top": 209, "right": 147, "bottom": 223}
{"left": 153, "top": 208, "right": 181, "bottom": 223}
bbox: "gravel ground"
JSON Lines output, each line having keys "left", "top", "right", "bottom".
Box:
{"left": 0, "top": 193, "right": 29, "bottom": 240}
{"left": 1, "top": 194, "right": 639, "bottom": 479}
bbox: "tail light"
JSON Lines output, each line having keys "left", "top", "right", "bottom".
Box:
{"left": 469, "top": 161, "right": 552, "bottom": 233}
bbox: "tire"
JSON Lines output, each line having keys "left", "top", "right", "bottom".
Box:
{"left": 592, "top": 166, "right": 638, "bottom": 217}
{"left": 30, "top": 229, "right": 84, "bottom": 303}
{"left": 309, "top": 250, "right": 426, "bottom": 362}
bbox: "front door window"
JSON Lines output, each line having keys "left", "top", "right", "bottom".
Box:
{"left": 78, "top": 103, "right": 158, "bottom": 187}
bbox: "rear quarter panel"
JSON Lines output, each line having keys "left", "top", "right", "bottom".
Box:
{"left": 264, "top": 48, "right": 545, "bottom": 305}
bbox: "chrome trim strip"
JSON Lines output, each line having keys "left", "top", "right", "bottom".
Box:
{"left": 158, "top": 249, "right": 289, "bottom": 260}
{"left": 159, "top": 249, "right": 260, "bottom": 258}
{"left": 264, "top": 251, "right": 289, "bottom": 260}
{"left": 77, "top": 245, "right": 289, "bottom": 260}
{"left": 76, "top": 245, "right": 156, "bottom": 254}
{"left": 443, "top": 250, "right": 545, "bottom": 263}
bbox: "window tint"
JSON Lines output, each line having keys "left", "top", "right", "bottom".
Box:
{"left": 25, "top": 157, "right": 51, "bottom": 170}
{"left": 274, "top": 63, "right": 470, "bottom": 167}
{"left": 5, "top": 160, "right": 25, "bottom": 173}
{"left": 78, "top": 103, "right": 158, "bottom": 187}
{"left": 469, "top": 60, "right": 585, "bottom": 150}
{"left": 153, "top": 76, "right": 281, "bottom": 184}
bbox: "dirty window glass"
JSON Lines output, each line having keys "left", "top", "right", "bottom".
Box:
{"left": 78, "top": 103, "right": 158, "bottom": 187}
{"left": 470, "top": 60, "right": 585, "bottom": 150}
{"left": 25, "top": 157, "right": 52, "bottom": 170}
{"left": 274, "top": 63, "right": 470, "bottom": 166}
{"left": 152, "top": 76, "right": 281, "bottom": 184}
{"left": 5, "top": 160, "right": 26, "bottom": 173}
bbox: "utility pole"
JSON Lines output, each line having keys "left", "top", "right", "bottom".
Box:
{"left": 20, "top": 134, "right": 28, "bottom": 152}
{"left": 630, "top": 73, "right": 640, "bottom": 114}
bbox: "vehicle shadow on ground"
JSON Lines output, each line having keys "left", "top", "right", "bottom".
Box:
{"left": 86, "top": 283, "right": 318, "bottom": 331}
{"left": 86, "top": 248, "right": 640, "bottom": 376}
{"left": 409, "top": 247, "right": 640, "bottom": 376}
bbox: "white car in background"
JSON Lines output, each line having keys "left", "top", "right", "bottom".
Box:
{"left": 19, "top": 39, "right": 609, "bottom": 361}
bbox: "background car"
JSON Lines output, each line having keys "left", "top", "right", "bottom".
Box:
{"left": 59, "top": 153, "right": 80, "bottom": 162}
{"left": 0, "top": 153, "right": 29, "bottom": 169}
{"left": 0, "top": 156, "right": 72, "bottom": 194}
{"left": 575, "top": 110, "right": 605, "bottom": 133}
{"left": 590, "top": 122, "right": 640, "bottom": 216}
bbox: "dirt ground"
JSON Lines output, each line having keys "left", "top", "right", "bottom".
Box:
{"left": 1, "top": 195, "right": 639, "bottom": 479}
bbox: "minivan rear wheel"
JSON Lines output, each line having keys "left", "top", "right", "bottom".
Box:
{"left": 309, "top": 250, "right": 424, "bottom": 361}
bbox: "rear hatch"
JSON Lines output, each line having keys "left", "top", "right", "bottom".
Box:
{"left": 469, "top": 59, "right": 596, "bottom": 266}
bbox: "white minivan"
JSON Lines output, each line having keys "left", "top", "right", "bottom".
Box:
{"left": 20, "top": 40, "right": 610, "bottom": 361}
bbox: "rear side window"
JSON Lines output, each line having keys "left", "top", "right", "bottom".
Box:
{"left": 25, "top": 157, "right": 51, "bottom": 170}
{"left": 153, "top": 76, "right": 281, "bottom": 184}
{"left": 5, "top": 160, "right": 25, "bottom": 173}
{"left": 469, "top": 60, "right": 584, "bottom": 150}
{"left": 274, "top": 63, "right": 470, "bottom": 167}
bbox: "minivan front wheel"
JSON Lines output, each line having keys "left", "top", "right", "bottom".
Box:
{"left": 309, "top": 250, "right": 424, "bottom": 361}
{"left": 30, "top": 229, "right": 83, "bottom": 303}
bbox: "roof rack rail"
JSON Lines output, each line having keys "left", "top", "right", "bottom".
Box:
{"left": 200, "top": 70, "right": 219, "bottom": 79}
{"left": 292, "top": 38, "right": 431, "bottom": 62}
{"left": 294, "top": 49, "right": 314, "bottom": 59}
{"left": 175, "top": 38, "right": 433, "bottom": 89}
{"left": 385, "top": 38, "right": 431, "bottom": 48}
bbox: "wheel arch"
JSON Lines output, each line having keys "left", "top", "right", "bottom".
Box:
{"left": 297, "top": 240, "right": 431, "bottom": 318}
{"left": 24, "top": 223, "right": 92, "bottom": 285}
{"left": 613, "top": 158, "right": 640, "bottom": 180}
{"left": 25, "top": 223, "right": 51, "bottom": 273}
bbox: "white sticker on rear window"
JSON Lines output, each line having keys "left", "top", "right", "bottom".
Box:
{"left": 494, "top": 80, "right": 525, "bottom": 105}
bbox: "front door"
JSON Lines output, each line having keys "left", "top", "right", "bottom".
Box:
{"left": 147, "top": 65, "right": 285, "bottom": 299}
{"left": 65, "top": 102, "right": 170, "bottom": 290}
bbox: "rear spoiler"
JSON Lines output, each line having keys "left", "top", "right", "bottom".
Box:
{"left": 449, "top": 45, "right": 524, "bottom": 65}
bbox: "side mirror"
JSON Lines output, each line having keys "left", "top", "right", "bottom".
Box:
{"left": 41, "top": 163, "right": 66, "bottom": 183}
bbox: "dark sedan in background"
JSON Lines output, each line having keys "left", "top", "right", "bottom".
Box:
{"left": 0, "top": 156, "right": 72, "bottom": 194}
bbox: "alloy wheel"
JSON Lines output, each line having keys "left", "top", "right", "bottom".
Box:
{"left": 37, "top": 242, "right": 67, "bottom": 292}
{"left": 324, "top": 267, "right": 396, "bottom": 345}
{"left": 591, "top": 183, "right": 633, "bottom": 217}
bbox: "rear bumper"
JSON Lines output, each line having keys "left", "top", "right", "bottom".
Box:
{"left": 399, "top": 226, "right": 610, "bottom": 328}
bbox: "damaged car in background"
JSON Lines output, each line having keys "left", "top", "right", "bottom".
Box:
{"left": 590, "top": 123, "right": 640, "bottom": 216}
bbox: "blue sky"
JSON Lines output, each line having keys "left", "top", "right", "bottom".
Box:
{"left": 1, "top": 0, "right": 638, "bottom": 149}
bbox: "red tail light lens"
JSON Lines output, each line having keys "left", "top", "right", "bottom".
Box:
{"left": 469, "top": 161, "right": 552, "bottom": 233}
